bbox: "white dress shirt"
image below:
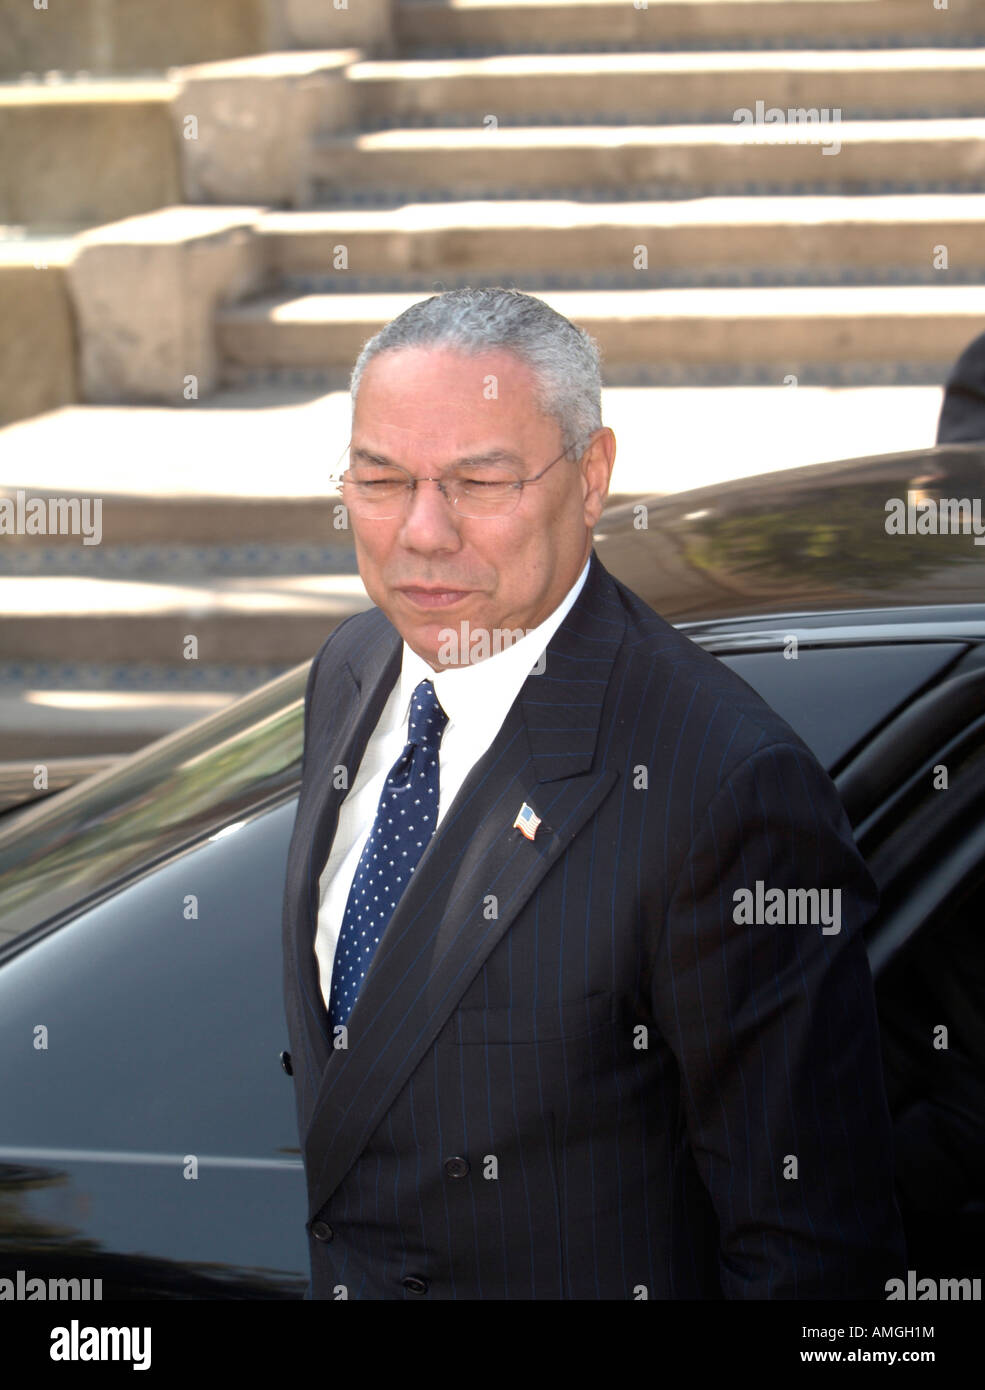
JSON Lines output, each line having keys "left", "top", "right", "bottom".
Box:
{"left": 314, "top": 554, "right": 591, "bottom": 1010}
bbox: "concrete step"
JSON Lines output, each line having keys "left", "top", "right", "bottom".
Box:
{"left": 347, "top": 49, "right": 985, "bottom": 125}
{"left": 0, "top": 494, "right": 359, "bottom": 552}
{"left": 216, "top": 285, "right": 985, "bottom": 377}
{"left": 256, "top": 194, "right": 985, "bottom": 285}
{"left": 0, "top": 382, "right": 945, "bottom": 540}
{"left": 1, "top": 0, "right": 269, "bottom": 79}
{"left": 0, "top": 574, "right": 373, "bottom": 665}
{"left": 0, "top": 380, "right": 358, "bottom": 543}
{"left": 0, "top": 79, "right": 179, "bottom": 228}
{"left": 395, "top": 0, "right": 985, "bottom": 53}
{"left": 309, "top": 119, "right": 985, "bottom": 201}
{"left": 0, "top": 233, "right": 79, "bottom": 427}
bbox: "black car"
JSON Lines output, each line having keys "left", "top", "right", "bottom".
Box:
{"left": 0, "top": 443, "right": 983, "bottom": 1298}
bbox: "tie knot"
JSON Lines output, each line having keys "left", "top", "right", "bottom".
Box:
{"left": 407, "top": 679, "right": 448, "bottom": 750}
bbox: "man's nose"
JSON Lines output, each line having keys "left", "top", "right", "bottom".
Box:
{"left": 398, "top": 478, "right": 463, "bottom": 547}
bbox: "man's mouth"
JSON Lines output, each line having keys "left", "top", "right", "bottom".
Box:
{"left": 397, "top": 586, "right": 473, "bottom": 609}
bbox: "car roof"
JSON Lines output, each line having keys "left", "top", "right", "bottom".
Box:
{"left": 594, "top": 442, "right": 985, "bottom": 622}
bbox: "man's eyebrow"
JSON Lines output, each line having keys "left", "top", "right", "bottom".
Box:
{"left": 350, "top": 447, "right": 525, "bottom": 468}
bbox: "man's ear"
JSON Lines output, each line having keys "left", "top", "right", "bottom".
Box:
{"left": 581, "top": 427, "right": 616, "bottom": 526}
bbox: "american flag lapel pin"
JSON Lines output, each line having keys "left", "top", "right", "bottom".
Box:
{"left": 513, "top": 802, "right": 541, "bottom": 840}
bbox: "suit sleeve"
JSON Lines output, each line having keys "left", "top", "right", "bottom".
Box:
{"left": 651, "top": 739, "right": 908, "bottom": 1298}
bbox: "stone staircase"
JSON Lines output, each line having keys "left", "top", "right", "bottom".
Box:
{"left": 2, "top": 0, "right": 985, "bottom": 768}
{"left": 395, "top": 0, "right": 985, "bottom": 51}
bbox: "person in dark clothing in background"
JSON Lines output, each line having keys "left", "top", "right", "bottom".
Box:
{"left": 937, "top": 329, "right": 985, "bottom": 444}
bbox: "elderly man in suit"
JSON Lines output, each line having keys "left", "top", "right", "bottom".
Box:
{"left": 282, "top": 287, "right": 906, "bottom": 1300}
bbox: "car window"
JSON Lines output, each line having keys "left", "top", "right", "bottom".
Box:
{"left": 717, "top": 643, "right": 965, "bottom": 770}
{"left": 0, "top": 665, "right": 307, "bottom": 952}
{"left": 0, "top": 798, "right": 307, "bottom": 1295}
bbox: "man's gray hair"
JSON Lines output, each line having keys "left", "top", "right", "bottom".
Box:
{"left": 349, "top": 287, "right": 603, "bottom": 456}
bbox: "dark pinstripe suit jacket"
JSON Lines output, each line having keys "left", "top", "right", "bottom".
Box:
{"left": 282, "top": 548, "right": 907, "bottom": 1299}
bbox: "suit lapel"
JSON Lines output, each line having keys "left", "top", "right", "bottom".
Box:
{"left": 298, "top": 551, "right": 627, "bottom": 1220}
{"left": 289, "top": 619, "right": 401, "bottom": 1077}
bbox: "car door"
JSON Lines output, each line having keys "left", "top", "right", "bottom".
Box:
{"left": 0, "top": 795, "right": 308, "bottom": 1298}
{"left": 698, "top": 617, "right": 985, "bottom": 1278}
{"left": 835, "top": 646, "right": 985, "bottom": 1280}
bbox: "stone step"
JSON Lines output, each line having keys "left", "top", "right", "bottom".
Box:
{"left": 7, "top": 60, "right": 982, "bottom": 229}
{"left": 0, "top": 574, "right": 373, "bottom": 665}
{"left": 0, "top": 494, "right": 357, "bottom": 552}
{"left": 1, "top": 0, "right": 269, "bottom": 80}
{"left": 0, "top": 233, "right": 78, "bottom": 427}
{"left": 256, "top": 194, "right": 985, "bottom": 284}
{"left": 395, "top": 0, "right": 985, "bottom": 53}
{"left": 216, "top": 285, "right": 985, "bottom": 377}
{"left": 309, "top": 118, "right": 985, "bottom": 201}
{"left": 0, "top": 79, "right": 179, "bottom": 228}
{"left": 0, "top": 382, "right": 944, "bottom": 547}
{"left": 0, "top": 536, "right": 359, "bottom": 579}
{"left": 347, "top": 49, "right": 985, "bottom": 125}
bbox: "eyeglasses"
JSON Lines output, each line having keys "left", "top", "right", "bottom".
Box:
{"left": 329, "top": 436, "right": 591, "bottom": 519}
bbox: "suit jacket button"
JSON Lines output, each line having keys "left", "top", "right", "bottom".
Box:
{"left": 311, "top": 1221, "right": 333, "bottom": 1242}
{"left": 444, "top": 1156, "right": 469, "bottom": 1178}
{"left": 402, "top": 1275, "right": 429, "bottom": 1295}
{"left": 280, "top": 1050, "right": 293, "bottom": 1076}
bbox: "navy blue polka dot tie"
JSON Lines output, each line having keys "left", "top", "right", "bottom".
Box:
{"left": 327, "top": 679, "right": 449, "bottom": 1030}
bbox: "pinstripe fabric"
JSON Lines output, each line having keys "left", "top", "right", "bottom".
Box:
{"left": 282, "top": 549, "right": 907, "bottom": 1299}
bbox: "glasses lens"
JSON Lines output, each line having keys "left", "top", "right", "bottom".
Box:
{"left": 449, "top": 466, "right": 521, "bottom": 517}
{"left": 342, "top": 464, "right": 407, "bottom": 516}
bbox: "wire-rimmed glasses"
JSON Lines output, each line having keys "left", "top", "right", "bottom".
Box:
{"left": 329, "top": 435, "right": 592, "bottom": 519}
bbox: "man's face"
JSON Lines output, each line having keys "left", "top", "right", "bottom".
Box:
{"left": 345, "top": 345, "right": 615, "bottom": 669}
